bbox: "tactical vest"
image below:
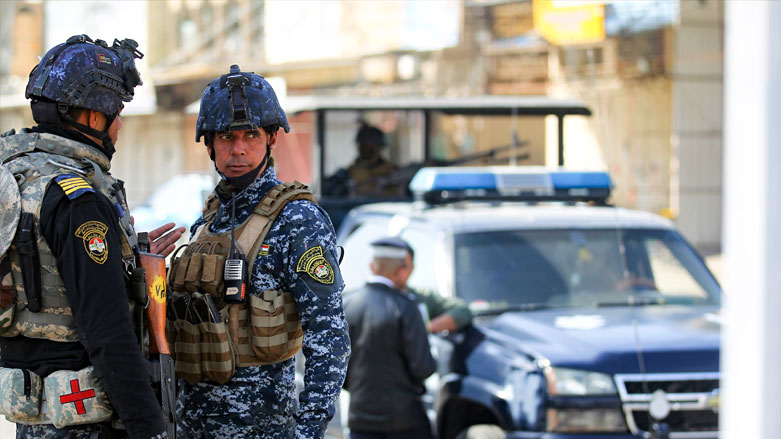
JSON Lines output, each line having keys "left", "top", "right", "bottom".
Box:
{"left": 0, "top": 132, "right": 138, "bottom": 342}
{"left": 167, "top": 181, "right": 313, "bottom": 384}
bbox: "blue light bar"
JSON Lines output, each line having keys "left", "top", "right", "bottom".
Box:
{"left": 549, "top": 171, "right": 612, "bottom": 189}
{"left": 409, "top": 169, "right": 496, "bottom": 192}
{"left": 409, "top": 167, "right": 612, "bottom": 204}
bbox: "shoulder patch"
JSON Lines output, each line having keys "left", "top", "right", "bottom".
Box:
{"left": 54, "top": 174, "right": 94, "bottom": 200}
{"left": 74, "top": 221, "right": 109, "bottom": 264}
{"left": 296, "top": 246, "right": 334, "bottom": 284}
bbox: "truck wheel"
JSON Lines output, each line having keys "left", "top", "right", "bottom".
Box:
{"left": 454, "top": 424, "right": 506, "bottom": 439}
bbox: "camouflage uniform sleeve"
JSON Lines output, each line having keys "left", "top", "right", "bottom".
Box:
{"left": 274, "top": 200, "right": 350, "bottom": 439}
{"left": 413, "top": 287, "right": 473, "bottom": 330}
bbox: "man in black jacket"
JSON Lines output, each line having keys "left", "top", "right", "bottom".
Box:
{"left": 343, "top": 237, "right": 436, "bottom": 439}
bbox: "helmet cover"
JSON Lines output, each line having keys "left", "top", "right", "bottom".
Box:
{"left": 25, "top": 34, "right": 143, "bottom": 117}
{"left": 195, "top": 65, "right": 290, "bottom": 143}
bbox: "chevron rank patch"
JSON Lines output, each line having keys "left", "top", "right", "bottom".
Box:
{"left": 296, "top": 246, "right": 334, "bottom": 284}
{"left": 54, "top": 174, "right": 94, "bottom": 200}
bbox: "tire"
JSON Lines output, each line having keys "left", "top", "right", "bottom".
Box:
{"left": 454, "top": 424, "right": 506, "bottom": 439}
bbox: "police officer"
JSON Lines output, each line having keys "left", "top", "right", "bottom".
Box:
{"left": 346, "top": 123, "right": 397, "bottom": 197}
{"left": 0, "top": 35, "right": 183, "bottom": 438}
{"left": 343, "top": 237, "right": 437, "bottom": 439}
{"left": 173, "top": 65, "right": 349, "bottom": 438}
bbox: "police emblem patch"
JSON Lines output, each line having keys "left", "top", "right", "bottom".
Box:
{"left": 74, "top": 221, "right": 109, "bottom": 264}
{"left": 296, "top": 246, "right": 334, "bottom": 284}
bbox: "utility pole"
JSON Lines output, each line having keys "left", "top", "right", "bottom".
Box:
{"left": 722, "top": 1, "right": 781, "bottom": 438}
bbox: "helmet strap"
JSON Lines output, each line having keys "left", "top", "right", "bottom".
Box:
{"left": 258, "top": 140, "right": 272, "bottom": 175}
{"left": 58, "top": 105, "right": 117, "bottom": 158}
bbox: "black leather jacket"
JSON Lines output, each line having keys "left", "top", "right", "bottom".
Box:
{"left": 343, "top": 282, "right": 436, "bottom": 432}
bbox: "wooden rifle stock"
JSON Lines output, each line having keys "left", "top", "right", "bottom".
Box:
{"left": 137, "top": 252, "right": 170, "bottom": 354}
{"left": 136, "top": 251, "right": 176, "bottom": 438}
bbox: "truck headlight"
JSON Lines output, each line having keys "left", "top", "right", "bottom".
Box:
{"left": 544, "top": 367, "right": 627, "bottom": 433}
{"left": 545, "top": 367, "right": 617, "bottom": 395}
{"left": 546, "top": 408, "right": 627, "bottom": 433}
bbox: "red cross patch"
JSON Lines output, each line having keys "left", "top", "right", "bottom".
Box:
{"left": 59, "top": 379, "right": 96, "bottom": 415}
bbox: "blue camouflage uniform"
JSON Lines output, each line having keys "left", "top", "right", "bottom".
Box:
{"left": 176, "top": 166, "right": 350, "bottom": 439}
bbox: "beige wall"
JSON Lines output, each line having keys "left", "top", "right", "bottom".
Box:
{"left": 112, "top": 112, "right": 190, "bottom": 209}
{"left": 0, "top": 107, "right": 34, "bottom": 133}
{"left": 551, "top": 76, "right": 674, "bottom": 214}
{"left": 10, "top": 1, "right": 43, "bottom": 78}
{"left": 672, "top": 0, "right": 724, "bottom": 253}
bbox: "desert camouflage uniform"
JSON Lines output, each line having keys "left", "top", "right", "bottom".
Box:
{"left": 176, "top": 166, "right": 350, "bottom": 439}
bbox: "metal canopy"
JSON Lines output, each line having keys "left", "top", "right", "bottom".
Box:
{"left": 284, "top": 95, "right": 592, "bottom": 117}
{"left": 286, "top": 95, "right": 593, "bottom": 180}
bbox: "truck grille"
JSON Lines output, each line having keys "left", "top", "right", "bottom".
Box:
{"left": 615, "top": 373, "right": 719, "bottom": 438}
{"left": 632, "top": 410, "right": 719, "bottom": 432}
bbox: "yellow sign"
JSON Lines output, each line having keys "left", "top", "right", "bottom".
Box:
{"left": 149, "top": 274, "right": 166, "bottom": 304}
{"left": 533, "top": 0, "right": 605, "bottom": 46}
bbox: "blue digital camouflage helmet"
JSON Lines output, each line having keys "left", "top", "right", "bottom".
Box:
{"left": 25, "top": 34, "right": 144, "bottom": 151}
{"left": 195, "top": 65, "right": 290, "bottom": 148}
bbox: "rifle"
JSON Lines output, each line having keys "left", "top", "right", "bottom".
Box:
{"left": 136, "top": 233, "right": 176, "bottom": 438}
{"left": 350, "top": 140, "right": 530, "bottom": 198}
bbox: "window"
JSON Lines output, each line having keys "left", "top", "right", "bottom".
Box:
{"left": 400, "top": 227, "right": 447, "bottom": 296}
{"left": 453, "top": 228, "right": 720, "bottom": 309}
{"left": 640, "top": 234, "right": 711, "bottom": 300}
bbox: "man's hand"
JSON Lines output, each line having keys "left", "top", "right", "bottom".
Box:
{"left": 148, "top": 222, "right": 186, "bottom": 257}
{"left": 428, "top": 314, "right": 458, "bottom": 333}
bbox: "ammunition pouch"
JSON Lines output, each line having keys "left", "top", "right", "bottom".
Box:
{"left": 0, "top": 367, "right": 42, "bottom": 423}
{"left": 167, "top": 292, "right": 237, "bottom": 385}
{"left": 166, "top": 289, "right": 303, "bottom": 384}
{"left": 0, "top": 365, "right": 113, "bottom": 428}
{"left": 245, "top": 291, "right": 303, "bottom": 363}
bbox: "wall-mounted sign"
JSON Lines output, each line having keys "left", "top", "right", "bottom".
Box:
{"left": 533, "top": 0, "right": 605, "bottom": 46}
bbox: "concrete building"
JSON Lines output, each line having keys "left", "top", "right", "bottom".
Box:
{"left": 0, "top": 0, "right": 724, "bottom": 252}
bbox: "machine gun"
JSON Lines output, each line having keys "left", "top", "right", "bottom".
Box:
{"left": 347, "top": 140, "right": 530, "bottom": 198}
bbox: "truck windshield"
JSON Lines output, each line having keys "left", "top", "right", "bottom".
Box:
{"left": 454, "top": 228, "right": 721, "bottom": 310}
